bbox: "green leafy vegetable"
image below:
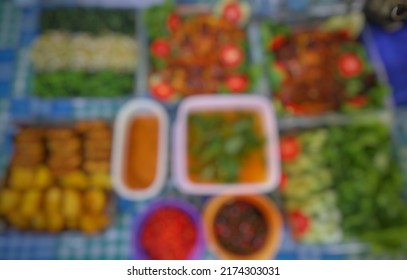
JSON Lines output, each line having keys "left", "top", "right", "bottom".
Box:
{"left": 34, "top": 70, "right": 133, "bottom": 98}
{"left": 188, "top": 112, "right": 265, "bottom": 183}
{"left": 41, "top": 8, "right": 136, "bottom": 35}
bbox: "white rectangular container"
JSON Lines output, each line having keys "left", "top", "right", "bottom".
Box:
{"left": 173, "top": 95, "right": 281, "bottom": 195}
{"left": 111, "top": 99, "right": 168, "bottom": 201}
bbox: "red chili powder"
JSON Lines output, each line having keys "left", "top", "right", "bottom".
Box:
{"left": 140, "top": 207, "right": 197, "bottom": 260}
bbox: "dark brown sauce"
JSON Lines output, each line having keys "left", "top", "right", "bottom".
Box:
{"left": 214, "top": 200, "right": 267, "bottom": 255}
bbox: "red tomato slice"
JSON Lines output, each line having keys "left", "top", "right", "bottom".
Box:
{"left": 150, "top": 38, "right": 170, "bottom": 57}
{"left": 279, "top": 173, "right": 288, "bottom": 191}
{"left": 269, "top": 35, "right": 287, "bottom": 51}
{"left": 166, "top": 13, "right": 181, "bottom": 33}
{"left": 346, "top": 95, "right": 369, "bottom": 108}
{"left": 284, "top": 102, "right": 306, "bottom": 115}
{"left": 220, "top": 44, "right": 244, "bottom": 68}
{"left": 280, "top": 136, "right": 301, "bottom": 162}
{"left": 338, "top": 53, "right": 363, "bottom": 78}
{"left": 222, "top": 2, "right": 242, "bottom": 24}
{"left": 226, "top": 74, "right": 249, "bottom": 92}
{"left": 289, "top": 210, "right": 310, "bottom": 238}
{"left": 151, "top": 82, "right": 174, "bottom": 101}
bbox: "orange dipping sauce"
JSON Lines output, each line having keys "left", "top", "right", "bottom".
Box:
{"left": 124, "top": 115, "right": 159, "bottom": 189}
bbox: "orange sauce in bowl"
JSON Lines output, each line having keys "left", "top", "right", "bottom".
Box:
{"left": 124, "top": 115, "right": 159, "bottom": 189}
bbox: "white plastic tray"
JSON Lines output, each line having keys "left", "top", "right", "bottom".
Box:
{"left": 111, "top": 99, "right": 168, "bottom": 201}
{"left": 173, "top": 94, "right": 281, "bottom": 195}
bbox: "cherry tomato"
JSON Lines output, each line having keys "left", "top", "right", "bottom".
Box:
{"left": 288, "top": 210, "right": 310, "bottom": 238}
{"left": 220, "top": 44, "right": 244, "bottom": 68}
{"left": 269, "top": 35, "right": 287, "bottom": 51}
{"left": 221, "top": 2, "right": 242, "bottom": 24}
{"left": 150, "top": 38, "right": 170, "bottom": 57}
{"left": 346, "top": 95, "right": 369, "bottom": 108}
{"left": 338, "top": 53, "right": 363, "bottom": 78}
{"left": 226, "top": 74, "right": 249, "bottom": 92}
{"left": 284, "top": 102, "right": 306, "bottom": 115}
{"left": 166, "top": 13, "right": 181, "bottom": 33}
{"left": 280, "top": 136, "right": 301, "bottom": 162}
{"left": 151, "top": 81, "right": 174, "bottom": 101}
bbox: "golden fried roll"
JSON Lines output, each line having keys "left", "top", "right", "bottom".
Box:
{"left": 20, "top": 190, "right": 42, "bottom": 218}
{"left": 15, "top": 128, "right": 44, "bottom": 142}
{"left": 31, "top": 212, "right": 47, "bottom": 231}
{"left": 45, "top": 128, "right": 75, "bottom": 140}
{"left": 33, "top": 165, "right": 53, "bottom": 190}
{"left": 50, "top": 166, "right": 78, "bottom": 178}
{"left": 89, "top": 172, "right": 112, "bottom": 190}
{"left": 11, "top": 154, "right": 43, "bottom": 167}
{"left": 47, "top": 138, "right": 81, "bottom": 154}
{"left": 44, "top": 187, "right": 62, "bottom": 214}
{"left": 8, "top": 167, "right": 35, "bottom": 190}
{"left": 75, "top": 120, "right": 108, "bottom": 133}
{"left": 83, "top": 189, "right": 106, "bottom": 214}
{"left": 83, "top": 161, "right": 110, "bottom": 173}
{"left": 85, "top": 129, "right": 112, "bottom": 141}
{"left": 46, "top": 213, "right": 65, "bottom": 233}
{"left": 59, "top": 170, "right": 89, "bottom": 190}
{"left": 84, "top": 149, "right": 111, "bottom": 161}
{"left": 0, "top": 189, "right": 20, "bottom": 214}
{"left": 84, "top": 139, "right": 111, "bottom": 152}
{"left": 61, "top": 189, "right": 82, "bottom": 219}
{"left": 47, "top": 154, "right": 81, "bottom": 170}
{"left": 14, "top": 141, "right": 44, "bottom": 154}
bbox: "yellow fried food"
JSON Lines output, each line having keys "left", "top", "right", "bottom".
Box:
{"left": 48, "top": 154, "right": 81, "bottom": 170}
{"left": 61, "top": 189, "right": 82, "bottom": 219}
{"left": 65, "top": 217, "right": 78, "bottom": 230}
{"left": 31, "top": 212, "right": 47, "bottom": 231}
{"left": 84, "top": 189, "right": 106, "bottom": 213}
{"left": 0, "top": 188, "right": 20, "bottom": 214}
{"left": 89, "top": 172, "right": 112, "bottom": 190}
{"left": 15, "top": 128, "right": 44, "bottom": 142}
{"left": 11, "top": 154, "right": 43, "bottom": 167}
{"left": 59, "top": 170, "right": 89, "bottom": 189}
{"left": 47, "top": 138, "right": 81, "bottom": 154}
{"left": 83, "top": 161, "right": 110, "bottom": 173}
{"left": 46, "top": 128, "right": 75, "bottom": 140}
{"left": 8, "top": 167, "right": 35, "bottom": 189}
{"left": 84, "top": 140, "right": 111, "bottom": 151}
{"left": 33, "top": 165, "right": 53, "bottom": 189}
{"left": 20, "top": 190, "right": 42, "bottom": 218}
{"left": 46, "top": 212, "right": 65, "bottom": 233}
{"left": 14, "top": 142, "right": 44, "bottom": 157}
{"left": 44, "top": 187, "right": 62, "bottom": 214}
{"left": 50, "top": 166, "right": 77, "bottom": 178}
{"left": 80, "top": 213, "right": 109, "bottom": 235}
{"left": 84, "top": 150, "right": 111, "bottom": 161}
{"left": 85, "top": 129, "right": 112, "bottom": 141}
{"left": 7, "top": 211, "right": 29, "bottom": 230}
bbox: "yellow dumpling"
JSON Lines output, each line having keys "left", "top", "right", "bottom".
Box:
{"left": 60, "top": 170, "right": 89, "bottom": 190}
{"left": 33, "top": 165, "right": 53, "bottom": 190}
{"left": 84, "top": 189, "right": 107, "bottom": 213}
{"left": 0, "top": 189, "right": 21, "bottom": 215}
